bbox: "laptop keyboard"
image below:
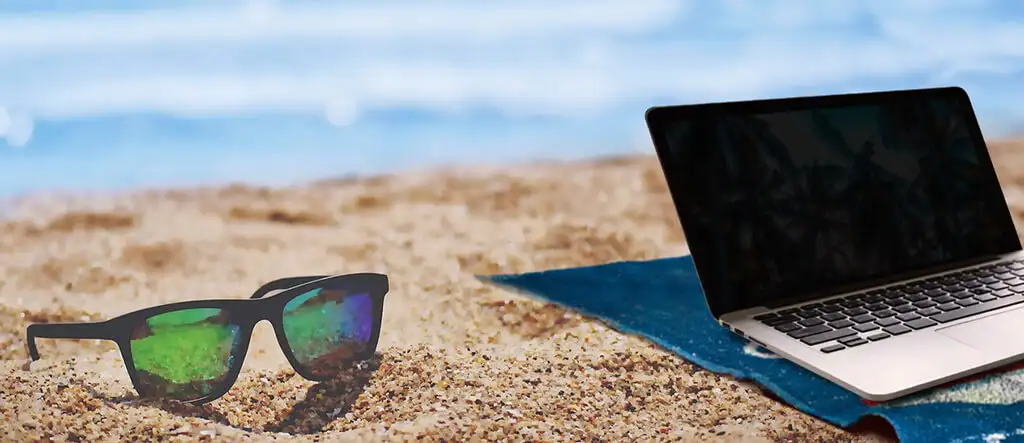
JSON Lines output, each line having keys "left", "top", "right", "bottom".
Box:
{"left": 753, "top": 258, "right": 1024, "bottom": 353}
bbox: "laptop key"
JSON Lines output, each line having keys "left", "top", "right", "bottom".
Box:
{"left": 933, "top": 295, "right": 956, "bottom": 304}
{"left": 820, "top": 344, "right": 845, "bottom": 353}
{"left": 779, "top": 308, "right": 801, "bottom": 315}
{"left": 867, "top": 332, "right": 890, "bottom": 341}
{"left": 853, "top": 322, "right": 879, "bottom": 333}
{"left": 843, "top": 304, "right": 868, "bottom": 315}
{"left": 913, "top": 300, "right": 938, "bottom": 309}
{"left": 788, "top": 324, "right": 832, "bottom": 339}
{"left": 851, "top": 314, "right": 875, "bottom": 323}
{"left": 796, "top": 310, "right": 821, "bottom": 319}
{"left": 937, "top": 302, "right": 960, "bottom": 311}
{"left": 895, "top": 313, "right": 920, "bottom": 322}
{"left": 753, "top": 313, "right": 778, "bottom": 321}
{"left": 840, "top": 300, "right": 864, "bottom": 309}
{"left": 893, "top": 304, "right": 916, "bottom": 314}
{"left": 951, "top": 291, "right": 975, "bottom": 299}
{"left": 841, "top": 337, "right": 869, "bottom": 347}
{"left": 762, "top": 315, "right": 800, "bottom": 326}
{"left": 995, "top": 289, "right": 1014, "bottom": 298}
{"left": 874, "top": 310, "right": 896, "bottom": 318}
{"left": 843, "top": 308, "right": 869, "bottom": 316}
{"left": 905, "top": 294, "right": 927, "bottom": 302}
{"left": 838, "top": 336, "right": 863, "bottom": 345}
{"left": 905, "top": 318, "right": 937, "bottom": 330}
{"left": 876, "top": 317, "right": 901, "bottom": 327}
{"left": 974, "top": 294, "right": 997, "bottom": 302}
{"left": 828, "top": 319, "right": 855, "bottom": 329}
{"left": 821, "top": 312, "right": 846, "bottom": 322}
{"left": 774, "top": 323, "right": 801, "bottom": 333}
{"left": 931, "top": 295, "right": 1024, "bottom": 323}
{"left": 865, "top": 303, "right": 889, "bottom": 311}
{"left": 956, "top": 298, "right": 979, "bottom": 307}
{"left": 883, "top": 324, "right": 912, "bottom": 335}
{"left": 819, "top": 304, "right": 844, "bottom": 313}
{"left": 917, "top": 307, "right": 942, "bottom": 317}
{"left": 801, "top": 327, "right": 857, "bottom": 346}
{"left": 989, "top": 282, "right": 1009, "bottom": 290}
{"left": 883, "top": 290, "right": 903, "bottom": 299}
{"left": 798, "top": 318, "right": 825, "bottom": 327}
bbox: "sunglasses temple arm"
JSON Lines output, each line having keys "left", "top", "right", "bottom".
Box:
{"left": 26, "top": 322, "right": 113, "bottom": 361}
{"left": 249, "top": 275, "right": 331, "bottom": 299}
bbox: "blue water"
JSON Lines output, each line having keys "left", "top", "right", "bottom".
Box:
{"left": 0, "top": 110, "right": 646, "bottom": 198}
{"left": 1, "top": 99, "right": 1018, "bottom": 199}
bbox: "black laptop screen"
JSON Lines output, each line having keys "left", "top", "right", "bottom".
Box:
{"left": 651, "top": 88, "right": 1020, "bottom": 318}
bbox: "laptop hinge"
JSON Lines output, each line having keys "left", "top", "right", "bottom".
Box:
{"left": 759, "top": 253, "right": 1012, "bottom": 310}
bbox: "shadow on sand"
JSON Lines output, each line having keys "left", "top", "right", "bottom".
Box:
{"left": 86, "top": 355, "right": 382, "bottom": 435}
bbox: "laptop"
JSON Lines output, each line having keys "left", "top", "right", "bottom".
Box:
{"left": 645, "top": 86, "right": 1024, "bottom": 401}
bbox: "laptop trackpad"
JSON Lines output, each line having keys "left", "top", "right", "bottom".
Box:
{"left": 938, "top": 306, "right": 1024, "bottom": 352}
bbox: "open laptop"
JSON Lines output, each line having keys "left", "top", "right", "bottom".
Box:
{"left": 645, "top": 86, "right": 1024, "bottom": 401}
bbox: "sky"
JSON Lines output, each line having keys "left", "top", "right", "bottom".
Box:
{"left": 0, "top": 0, "right": 1022, "bottom": 197}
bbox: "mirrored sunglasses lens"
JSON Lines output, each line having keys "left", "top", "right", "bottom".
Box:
{"left": 282, "top": 289, "right": 375, "bottom": 378}
{"left": 129, "top": 308, "right": 242, "bottom": 401}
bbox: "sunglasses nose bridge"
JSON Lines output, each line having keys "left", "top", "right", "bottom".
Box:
{"left": 247, "top": 298, "right": 282, "bottom": 324}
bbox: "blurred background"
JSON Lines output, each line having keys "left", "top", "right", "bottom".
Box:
{"left": 0, "top": 0, "right": 1021, "bottom": 199}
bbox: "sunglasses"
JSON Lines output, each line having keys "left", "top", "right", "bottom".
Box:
{"left": 26, "top": 273, "right": 388, "bottom": 404}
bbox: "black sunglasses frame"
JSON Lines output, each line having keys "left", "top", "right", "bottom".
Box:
{"left": 26, "top": 273, "right": 388, "bottom": 404}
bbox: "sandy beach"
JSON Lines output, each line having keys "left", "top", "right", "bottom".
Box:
{"left": 1, "top": 139, "right": 1021, "bottom": 442}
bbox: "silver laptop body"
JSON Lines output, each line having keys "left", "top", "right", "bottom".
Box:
{"left": 645, "top": 86, "right": 1024, "bottom": 401}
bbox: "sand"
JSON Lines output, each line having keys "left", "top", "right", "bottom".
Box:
{"left": 1, "top": 139, "right": 1022, "bottom": 442}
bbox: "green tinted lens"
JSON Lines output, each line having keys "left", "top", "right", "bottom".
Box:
{"left": 282, "top": 288, "right": 374, "bottom": 378}
{"left": 129, "top": 308, "right": 241, "bottom": 401}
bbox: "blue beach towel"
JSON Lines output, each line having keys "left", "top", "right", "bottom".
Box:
{"left": 484, "top": 256, "right": 1024, "bottom": 443}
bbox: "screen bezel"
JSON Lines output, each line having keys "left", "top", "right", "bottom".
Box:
{"left": 645, "top": 86, "right": 1022, "bottom": 319}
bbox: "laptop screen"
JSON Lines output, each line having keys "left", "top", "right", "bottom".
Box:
{"left": 648, "top": 88, "right": 1021, "bottom": 318}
